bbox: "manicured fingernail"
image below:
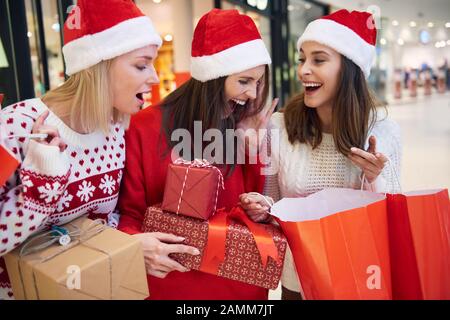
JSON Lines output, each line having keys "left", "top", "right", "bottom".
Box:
{"left": 178, "top": 236, "right": 185, "bottom": 241}
{"left": 351, "top": 147, "right": 357, "bottom": 152}
{"left": 193, "top": 249, "right": 200, "bottom": 255}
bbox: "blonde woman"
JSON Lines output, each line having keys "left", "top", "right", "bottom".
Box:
{"left": 0, "top": 0, "right": 199, "bottom": 300}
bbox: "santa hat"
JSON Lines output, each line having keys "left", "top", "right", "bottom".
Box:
{"left": 297, "top": 9, "right": 377, "bottom": 78}
{"left": 191, "top": 9, "right": 272, "bottom": 82}
{"left": 63, "top": 0, "right": 162, "bottom": 76}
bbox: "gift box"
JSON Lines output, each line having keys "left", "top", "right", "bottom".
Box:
{"left": 143, "top": 206, "right": 287, "bottom": 290}
{"left": 4, "top": 217, "right": 149, "bottom": 300}
{"left": 162, "top": 159, "right": 224, "bottom": 220}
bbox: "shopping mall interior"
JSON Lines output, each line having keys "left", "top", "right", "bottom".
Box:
{"left": 0, "top": 0, "right": 449, "bottom": 301}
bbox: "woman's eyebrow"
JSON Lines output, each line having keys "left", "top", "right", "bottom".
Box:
{"left": 311, "top": 50, "right": 330, "bottom": 56}
{"left": 239, "top": 76, "right": 255, "bottom": 80}
{"left": 136, "top": 56, "right": 154, "bottom": 61}
{"left": 299, "top": 49, "right": 330, "bottom": 56}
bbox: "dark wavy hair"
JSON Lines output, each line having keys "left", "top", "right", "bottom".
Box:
{"left": 159, "top": 66, "right": 270, "bottom": 173}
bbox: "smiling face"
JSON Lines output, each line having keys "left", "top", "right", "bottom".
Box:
{"left": 110, "top": 45, "right": 160, "bottom": 115}
{"left": 298, "top": 41, "right": 342, "bottom": 110}
{"left": 223, "top": 65, "right": 266, "bottom": 118}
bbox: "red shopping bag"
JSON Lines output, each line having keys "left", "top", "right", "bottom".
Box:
{"left": 0, "top": 125, "right": 19, "bottom": 186}
{"left": 387, "top": 189, "right": 450, "bottom": 300}
{"left": 271, "top": 188, "right": 392, "bottom": 300}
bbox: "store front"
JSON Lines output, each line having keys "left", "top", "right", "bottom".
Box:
{"left": 0, "top": 0, "right": 71, "bottom": 107}
{"left": 0, "top": 0, "right": 328, "bottom": 109}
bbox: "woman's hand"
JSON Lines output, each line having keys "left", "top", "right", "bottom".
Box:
{"left": 32, "top": 111, "right": 67, "bottom": 152}
{"left": 239, "top": 192, "right": 273, "bottom": 223}
{"left": 236, "top": 81, "right": 279, "bottom": 152}
{"left": 349, "top": 136, "right": 388, "bottom": 184}
{"left": 237, "top": 98, "right": 279, "bottom": 133}
{"left": 133, "top": 232, "right": 200, "bottom": 279}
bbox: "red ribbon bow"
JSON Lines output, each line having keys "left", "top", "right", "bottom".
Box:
{"left": 199, "top": 206, "right": 280, "bottom": 275}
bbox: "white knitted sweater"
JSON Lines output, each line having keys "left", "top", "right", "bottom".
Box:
{"left": 264, "top": 111, "right": 402, "bottom": 293}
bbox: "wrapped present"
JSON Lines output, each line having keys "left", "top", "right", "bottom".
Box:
{"left": 143, "top": 206, "right": 287, "bottom": 289}
{"left": 4, "top": 217, "right": 149, "bottom": 300}
{"left": 162, "top": 159, "right": 224, "bottom": 220}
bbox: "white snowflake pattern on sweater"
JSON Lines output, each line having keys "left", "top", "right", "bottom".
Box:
{"left": 0, "top": 98, "right": 126, "bottom": 300}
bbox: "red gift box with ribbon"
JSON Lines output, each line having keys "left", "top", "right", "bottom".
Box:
{"left": 162, "top": 159, "right": 225, "bottom": 220}
{"left": 142, "top": 205, "right": 287, "bottom": 289}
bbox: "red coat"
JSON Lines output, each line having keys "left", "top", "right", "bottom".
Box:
{"left": 118, "top": 105, "right": 267, "bottom": 300}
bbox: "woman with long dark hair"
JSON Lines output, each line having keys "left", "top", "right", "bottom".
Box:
{"left": 118, "top": 9, "right": 278, "bottom": 300}
{"left": 240, "top": 9, "right": 402, "bottom": 299}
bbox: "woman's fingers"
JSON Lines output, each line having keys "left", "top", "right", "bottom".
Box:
{"left": 367, "top": 136, "right": 377, "bottom": 154}
{"left": 349, "top": 154, "right": 382, "bottom": 174}
{"left": 350, "top": 147, "right": 379, "bottom": 165}
{"left": 147, "top": 269, "right": 169, "bottom": 279}
{"left": 37, "top": 126, "right": 61, "bottom": 139}
{"left": 48, "top": 137, "right": 67, "bottom": 152}
{"left": 166, "top": 243, "right": 200, "bottom": 256}
{"left": 32, "top": 111, "right": 49, "bottom": 132}
{"left": 246, "top": 210, "right": 270, "bottom": 223}
{"left": 375, "top": 152, "right": 389, "bottom": 164}
{"left": 159, "top": 256, "right": 190, "bottom": 273}
{"left": 349, "top": 154, "right": 387, "bottom": 170}
{"left": 152, "top": 232, "right": 186, "bottom": 244}
{"left": 265, "top": 98, "right": 279, "bottom": 118}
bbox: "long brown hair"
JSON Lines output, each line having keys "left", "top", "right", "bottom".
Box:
{"left": 283, "top": 56, "right": 383, "bottom": 155}
{"left": 160, "top": 66, "right": 270, "bottom": 171}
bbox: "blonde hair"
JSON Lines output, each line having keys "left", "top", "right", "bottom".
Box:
{"left": 42, "top": 59, "right": 130, "bottom": 134}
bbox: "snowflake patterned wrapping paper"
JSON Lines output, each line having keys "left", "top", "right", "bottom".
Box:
{"left": 4, "top": 217, "right": 149, "bottom": 300}
{"left": 143, "top": 206, "right": 287, "bottom": 290}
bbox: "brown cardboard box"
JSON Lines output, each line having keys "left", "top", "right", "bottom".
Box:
{"left": 4, "top": 217, "right": 149, "bottom": 300}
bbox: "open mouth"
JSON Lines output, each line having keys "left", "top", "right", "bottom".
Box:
{"left": 303, "top": 82, "right": 323, "bottom": 94}
{"left": 227, "top": 98, "right": 247, "bottom": 114}
{"left": 135, "top": 92, "right": 148, "bottom": 105}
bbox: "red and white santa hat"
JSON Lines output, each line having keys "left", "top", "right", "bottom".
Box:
{"left": 297, "top": 9, "right": 377, "bottom": 78}
{"left": 191, "top": 9, "right": 272, "bottom": 82}
{"left": 62, "top": 0, "right": 162, "bottom": 76}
